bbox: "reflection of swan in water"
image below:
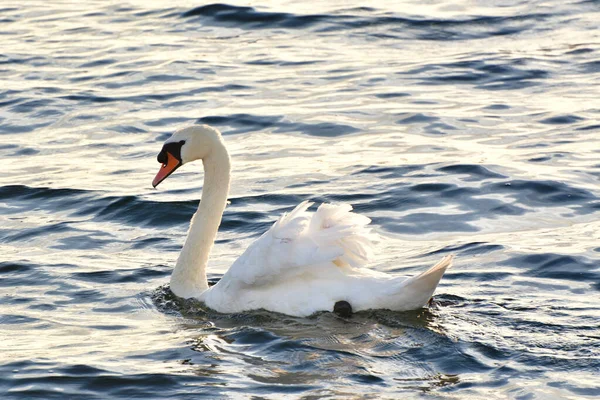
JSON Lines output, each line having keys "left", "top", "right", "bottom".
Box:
{"left": 152, "top": 125, "right": 453, "bottom": 317}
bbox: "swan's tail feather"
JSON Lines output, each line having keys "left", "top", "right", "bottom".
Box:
{"left": 309, "top": 203, "right": 375, "bottom": 269}
{"left": 389, "top": 255, "right": 454, "bottom": 309}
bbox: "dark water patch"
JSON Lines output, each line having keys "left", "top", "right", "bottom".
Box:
{"left": 134, "top": 7, "right": 177, "bottom": 18}
{"left": 0, "top": 314, "right": 38, "bottom": 324}
{"left": 576, "top": 124, "right": 600, "bottom": 131}
{"left": 73, "top": 267, "right": 168, "bottom": 285}
{"left": 526, "top": 152, "right": 569, "bottom": 164}
{"left": 60, "top": 85, "right": 245, "bottom": 105}
{"left": 0, "top": 143, "right": 19, "bottom": 152}
{"left": 437, "top": 164, "right": 506, "bottom": 181}
{"left": 347, "top": 180, "right": 529, "bottom": 227}
{"left": 0, "top": 89, "right": 21, "bottom": 100}
{"left": 0, "top": 55, "right": 45, "bottom": 66}
{"left": 88, "top": 324, "right": 129, "bottom": 331}
{"left": 280, "top": 60, "right": 320, "bottom": 67}
{"left": 0, "top": 185, "right": 196, "bottom": 229}
{"left": 0, "top": 98, "right": 22, "bottom": 108}
{"left": 349, "top": 373, "right": 385, "bottom": 384}
{"left": 410, "top": 58, "right": 549, "bottom": 89}
{"left": 131, "top": 237, "right": 169, "bottom": 249}
{"left": 487, "top": 180, "right": 596, "bottom": 208}
{"left": 539, "top": 115, "right": 584, "bottom": 125}
{"left": 223, "top": 326, "right": 280, "bottom": 345}
{"left": 79, "top": 58, "right": 117, "bottom": 68}
{"left": 220, "top": 210, "right": 273, "bottom": 234}
{"left": 489, "top": 204, "right": 526, "bottom": 216}
{"left": 110, "top": 169, "right": 136, "bottom": 175}
{"left": 246, "top": 59, "right": 278, "bottom": 66}
{"left": 0, "top": 185, "right": 93, "bottom": 214}
{"left": 100, "top": 73, "right": 209, "bottom": 90}
{"left": 0, "top": 121, "right": 52, "bottom": 134}
{"left": 92, "top": 303, "right": 139, "bottom": 313}
{"left": 27, "top": 302, "right": 57, "bottom": 312}
{"left": 396, "top": 113, "right": 438, "bottom": 124}
{"left": 62, "top": 94, "right": 114, "bottom": 103}
{"left": 198, "top": 113, "right": 281, "bottom": 134}
{"left": 426, "top": 242, "right": 505, "bottom": 257}
{"left": 411, "top": 183, "right": 453, "bottom": 192}
{"left": 581, "top": 60, "right": 600, "bottom": 73}
{"left": 52, "top": 289, "right": 106, "bottom": 305}
{"left": 182, "top": 3, "right": 326, "bottom": 29}
{"left": 0, "top": 261, "right": 63, "bottom": 288}
{"left": 283, "top": 121, "right": 359, "bottom": 137}
{"left": 285, "top": 179, "right": 329, "bottom": 189}
{"left": 425, "top": 121, "right": 457, "bottom": 135}
{"left": 483, "top": 104, "right": 511, "bottom": 110}
{"left": 92, "top": 195, "right": 198, "bottom": 228}
{"left": 10, "top": 99, "right": 54, "bottom": 114}
{"left": 352, "top": 165, "right": 424, "bottom": 178}
{"left": 145, "top": 117, "right": 192, "bottom": 127}
{"left": 199, "top": 113, "right": 359, "bottom": 136}
{"left": 548, "top": 382, "right": 600, "bottom": 397}
{"left": 0, "top": 262, "right": 33, "bottom": 274}
{"left": 146, "top": 73, "right": 198, "bottom": 82}
{"left": 2, "top": 221, "right": 73, "bottom": 243}
{"left": 229, "top": 193, "right": 303, "bottom": 207}
{"left": 181, "top": 4, "right": 551, "bottom": 41}
{"left": 352, "top": 194, "right": 423, "bottom": 214}
{"left": 444, "top": 271, "right": 512, "bottom": 281}
{"left": 566, "top": 47, "right": 594, "bottom": 55}
{"left": 375, "top": 92, "right": 411, "bottom": 99}
{"left": 60, "top": 26, "right": 94, "bottom": 34}
{"left": 529, "top": 156, "right": 551, "bottom": 162}
{"left": 1, "top": 361, "right": 211, "bottom": 400}
{"left": 514, "top": 142, "right": 549, "bottom": 149}
{"left": 375, "top": 213, "right": 479, "bottom": 234}
{"left": 505, "top": 253, "right": 599, "bottom": 282}
{"left": 335, "top": 14, "right": 551, "bottom": 41}
{"left": 324, "top": 192, "right": 381, "bottom": 204}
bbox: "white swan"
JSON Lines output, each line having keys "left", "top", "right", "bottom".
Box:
{"left": 152, "top": 125, "right": 453, "bottom": 317}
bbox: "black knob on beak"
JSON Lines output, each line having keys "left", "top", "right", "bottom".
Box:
{"left": 157, "top": 150, "right": 167, "bottom": 165}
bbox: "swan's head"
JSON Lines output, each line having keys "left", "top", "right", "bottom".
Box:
{"left": 152, "top": 125, "right": 223, "bottom": 188}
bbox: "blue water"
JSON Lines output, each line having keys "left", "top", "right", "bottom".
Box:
{"left": 1, "top": 1, "right": 600, "bottom": 398}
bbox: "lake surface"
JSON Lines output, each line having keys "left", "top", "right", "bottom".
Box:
{"left": 1, "top": 0, "right": 599, "bottom": 398}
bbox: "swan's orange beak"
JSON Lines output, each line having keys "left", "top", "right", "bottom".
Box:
{"left": 152, "top": 152, "right": 182, "bottom": 188}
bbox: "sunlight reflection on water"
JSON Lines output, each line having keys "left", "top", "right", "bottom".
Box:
{"left": 1, "top": 0, "right": 599, "bottom": 398}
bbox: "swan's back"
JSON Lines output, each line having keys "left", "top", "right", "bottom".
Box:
{"left": 202, "top": 201, "right": 452, "bottom": 316}
{"left": 221, "top": 201, "right": 375, "bottom": 287}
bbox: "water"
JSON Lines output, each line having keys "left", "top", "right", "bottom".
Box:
{"left": 1, "top": 0, "right": 599, "bottom": 398}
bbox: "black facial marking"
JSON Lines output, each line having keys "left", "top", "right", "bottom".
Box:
{"left": 157, "top": 140, "right": 185, "bottom": 164}
{"left": 333, "top": 300, "right": 353, "bottom": 318}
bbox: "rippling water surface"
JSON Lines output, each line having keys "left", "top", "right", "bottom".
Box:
{"left": 2, "top": 0, "right": 600, "bottom": 398}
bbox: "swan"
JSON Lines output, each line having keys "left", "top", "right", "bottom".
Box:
{"left": 152, "top": 125, "right": 453, "bottom": 317}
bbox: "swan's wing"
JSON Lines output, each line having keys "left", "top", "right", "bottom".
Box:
{"left": 222, "top": 201, "right": 375, "bottom": 286}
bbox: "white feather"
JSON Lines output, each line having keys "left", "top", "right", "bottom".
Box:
{"left": 161, "top": 125, "right": 454, "bottom": 317}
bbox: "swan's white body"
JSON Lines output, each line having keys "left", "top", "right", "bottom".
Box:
{"left": 155, "top": 125, "right": 453, "bottom": 317}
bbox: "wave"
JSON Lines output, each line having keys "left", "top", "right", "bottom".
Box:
{"left": 1, "top": 173, "right": 597, "bottom": 238}
{"left": 181, "top": 3, "right": 554, "bottom": 40}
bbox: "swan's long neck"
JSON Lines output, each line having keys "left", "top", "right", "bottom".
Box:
{"left": 170, "top": 143, "right": 231, "bottom": 298}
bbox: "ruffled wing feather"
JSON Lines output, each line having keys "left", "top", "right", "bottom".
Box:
{"left": 222, "top": 201, "right": 375, "bottom": 287}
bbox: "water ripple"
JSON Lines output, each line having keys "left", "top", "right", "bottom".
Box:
{"left": 1, "top": 0, "right": 599, "bottom": 398}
